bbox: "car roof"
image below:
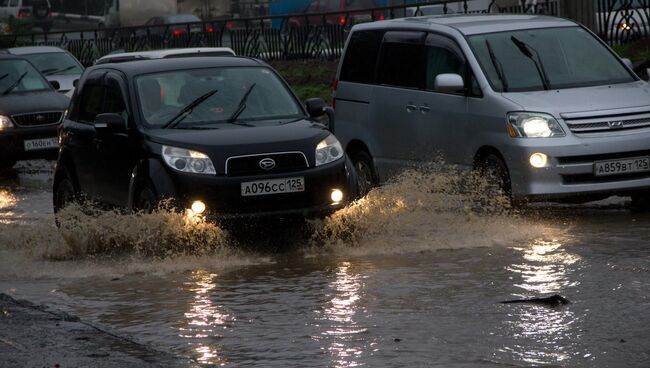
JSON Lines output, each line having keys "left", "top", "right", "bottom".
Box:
{"left": 0, "top": 53, "right": 25, "bottom": 60}
{"left": 355, "top": 14, "right": 577, "bottom": 36}
{"left": 95, "top": 47, "right": 236, "bottom": 65}
{"left": 5, "top": 46, "right": 67, "bottom": 55}
{"left": 88, "top": 56, "right": 266, "bottom": 78}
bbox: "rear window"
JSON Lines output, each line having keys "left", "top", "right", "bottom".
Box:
{"left": 339, "top": 30, "right": 383, "bottom": 84}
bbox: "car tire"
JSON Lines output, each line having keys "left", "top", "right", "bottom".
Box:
{"left": 53, "top": 176, "right": 77, "bottom": 214}
{"left": 478, "top": 154, "right": 512, "bottom": 198}
{"left": 0, "top": 159, "right": 16, "bottom": 170}
{"left": 134, "top": 184, "right": 158, "bottom": 214}
{"left": 630, "top": 191, "right": 650, "bottom": 212}
{"left": 351, "top": 151, "right": 377, "bottom": 196}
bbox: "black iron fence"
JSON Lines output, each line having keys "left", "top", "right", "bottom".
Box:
{"left": 9, "top": 0, "right": 630, "bottom": 68}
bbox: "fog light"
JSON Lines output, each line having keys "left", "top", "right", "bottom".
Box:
{"left": 191, "top": 200, "right": 206, "bottom": 215}
{"left": 529, "top": 153, "right": 548, "bottom": 168}
{"left": 331, "top": 189, "right": 344, "bottom": 203}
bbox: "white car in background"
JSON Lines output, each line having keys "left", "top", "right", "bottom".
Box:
{"left": 94, "top": 47, "right": 236, "bottom": 65}
{"left": 4, "top": 46, "right": 84, "bottom": 93}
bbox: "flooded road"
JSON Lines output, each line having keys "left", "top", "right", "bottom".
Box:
{"left": 1, "top": 160, "right": 649, "bottom": 367}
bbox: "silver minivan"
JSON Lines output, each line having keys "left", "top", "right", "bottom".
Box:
{"left": 334, "top": 14, "right": 650, "bottom": 207}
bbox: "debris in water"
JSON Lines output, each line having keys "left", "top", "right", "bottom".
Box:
{"left": 500, "top": 294, "right": 570, "bottom": 306}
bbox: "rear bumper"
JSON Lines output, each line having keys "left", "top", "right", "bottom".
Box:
{"left": 0, "top": 125, "right": 59, "bottom": 162}
{"left": 153, "top": 156, "right": 358, "bottom": 219}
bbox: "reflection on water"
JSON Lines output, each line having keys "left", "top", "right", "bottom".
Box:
{"left": 180, "top": 270, "right": 234, "bottom": 365}
{"left": 0, "top": 188, "right": 17, "bottom": 224}
{"left": 318, "top": 262, "right": 367, "bottom": 368}
{"left": 500, "top": 239, "right": 588, "bottom": 365}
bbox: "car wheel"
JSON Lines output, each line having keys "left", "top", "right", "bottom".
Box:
{"left": 0, "top": 159, "right": 16, "bottom": 170}
{"left": 352, "top": 151, "right": 377, "bottom": 196}
{"left": 630, "top": 191, "right": 650, "bottom": 212}
{"left": 53, "top": 176, "right": 76, "bottom": 214}
{"left": 134, "top": 184, "right": 158, "bottom": 213}
{"left": 478, "top": 154, "right": 512, "bottom": 198}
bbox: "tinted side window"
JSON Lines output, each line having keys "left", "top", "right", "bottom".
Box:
{"left": 377, "top": 32, "right": 426, "bottom": 89}
{"left": 339, "top": 30, "right": 383, "bottom": 84}
{"left": 78, "top": 85, "right": 104, "bottom": 123}
{"left": 425, "top": 34, "right": 466, "bottom": 91}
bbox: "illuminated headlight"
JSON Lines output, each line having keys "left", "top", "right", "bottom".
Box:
{"left": 315, "top": 134, "right": 343, "bottom": 166}
{"left": 162, "top": 145, "right": 216, "bottom": 175}
{"left": 529, "top": 153, "right": 548, "bottom": 168}
{"left": 0, "top": 115, "right": 14, "bottom": 130}
{"left": 507, "top": 112, "right": 565, "bottom": 138}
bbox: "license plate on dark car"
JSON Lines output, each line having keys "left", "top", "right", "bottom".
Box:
{"left": 594, "top": 156, "right": 650, "bottom": 177}
{"left": 241, "top": 177, "right": 305, "bottom": 197}
{"left": 24, "top": 138, "right": 58, "bottom": 151}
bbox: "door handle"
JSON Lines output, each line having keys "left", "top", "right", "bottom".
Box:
{"left": 419, "top": 105, "right": 431, "bottom": 113}
{"left": 405, "top": 103, "right": 417, "bottom": 113}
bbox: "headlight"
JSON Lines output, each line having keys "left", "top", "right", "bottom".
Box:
{"left": 162, "top": 145, "right": 216, "bottom": 175}
{"left": 507, "top": 112, "right": 565, "bottom": 138}
{"left": 0, "top": 115, "right": 14, "bottom": 130}
{"left": 315, "top": 134, "right": 343, "bottom": 166}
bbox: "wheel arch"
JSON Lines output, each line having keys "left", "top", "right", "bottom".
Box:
{"left": 127, "top": 158, "right": 177, "bottom": 211}
{"left": 473, "top": 146, "right": 508, "bottom": 170}
{"left": 345, "top": 139, "right": 372, "bottom": 159}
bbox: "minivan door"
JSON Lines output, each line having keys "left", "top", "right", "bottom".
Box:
{"left": 415, "top": 33, "right": 470, "bottom": 167}
{"left": 371, "top": 31, "right": 427, "bottom": 178}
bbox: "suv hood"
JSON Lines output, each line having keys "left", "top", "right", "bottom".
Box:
{"left": 501, "top": 81, "right": 650, "bottom": 117}
{"left": 145, "top": 119, "right": 331, "bottom": 164}
{"left": 0, "top": 90, "right": 69, "bottom": 116}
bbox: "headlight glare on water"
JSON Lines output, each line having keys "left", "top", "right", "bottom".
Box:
{"left": 162, "top": 145, "right": 216, "bottom": 175}
{"left": 315, "top": 134, "right": 343, "bottom": 166}
{"left": 507, "top": 112, "right": 565, "bottom": 138}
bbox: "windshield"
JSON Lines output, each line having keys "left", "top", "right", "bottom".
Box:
{"left": 468, "top": 27, "right": 636, "bottom": 92}
{"left": 23, "top": 52, "right": 83, "bottom": 76}
{"left": 0, "top": 59, "right": 51, "bottom": 94}
{"left": 136, "top": 66, "right": 304, "bottom": 128}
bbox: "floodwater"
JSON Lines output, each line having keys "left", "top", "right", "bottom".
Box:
{"left": 1, "top": 160, "right": 649, "bottom": 367}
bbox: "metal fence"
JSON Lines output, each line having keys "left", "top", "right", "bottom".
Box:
{"left": 596, "top": 0, "right": 650, "bottom": 44}
{"left": 1, "top": 0, "right": 564, "bottom": 66}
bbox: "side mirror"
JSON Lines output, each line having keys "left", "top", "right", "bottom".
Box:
{"left": 72, "top": 79, "right": 79, "bottom": 87}
{"left": 433, "top": 73, "right": 465, "bottom": 93}
{"left": 49, "top": 80, "right": 60, "bottom": 90}
{"left": 622, "top": 58, "right": 633, "bottom": 69}
{"left": 305, "top": 98, "right": 335, "bottom": 132}
{"left": 94, "top": 113, "right": 126, "bottom": 132}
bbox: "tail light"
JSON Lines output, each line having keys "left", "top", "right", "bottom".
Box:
{"left": 207, "top": 27, "right": 214, "bottom": 33}
{"left": 226, "top": 22, "right": 233, "bottom": 30}
{"left": 172, "top": 29, "right": 186, "bottom": 36}
{"left": 332, "top": 79, "right": 339, "bottom": 109}
{"left": 339, "top": 16, "right": 346, "bottom": 25}
{"left": 17, "top": 9, "right": 25, "bottom": 18}
{"left": 379, "top": 14, "right": 385, "bottom": 21}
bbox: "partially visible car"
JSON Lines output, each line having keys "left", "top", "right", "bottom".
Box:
{"left": 5, "top": 46, "right": 84, "bottom": 93}
{"left": 0, "top": 0, "right": 52, "bottom": 32}
{"left": 94, "top": 47, "right": 236, "bottom": 65}
{"left": 288, "top": 0, "right": 384, "bottom": 28}
{"left": 53, "top": 56, "right": 358, "bottom": 220}
{"left": 0, "top": 54, "right": 69, "bottom": 169}
{"left": 405, "top": 5, "right": 456, "bottom": 17}
{"left": 138, "top": 14, "right": 204, "bottom": 37}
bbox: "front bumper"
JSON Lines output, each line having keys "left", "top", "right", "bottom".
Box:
{"left": 0, "top": 125, "right": 59, "bottom": 162}
{"left": 504, "top": 129, "right": 650, "bottom": 201}
{"left": 156, "top": 156, "right": 358, "bottom": 219}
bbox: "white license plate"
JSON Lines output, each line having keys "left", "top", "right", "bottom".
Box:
{"left": 241, "top": 177, "right": 305, "bottom": 197}
{"left": 24, "top": 138, "right": 58, "bottom": 151}
{"left": 594, "top": 156, "right": 650, "bottom": 177}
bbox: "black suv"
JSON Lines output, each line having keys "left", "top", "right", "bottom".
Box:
{"left": 0, "top": 54, "right": 69, "bottom": 168}
{"left": 53, "top": 57, "right": 358, "bottom": 219}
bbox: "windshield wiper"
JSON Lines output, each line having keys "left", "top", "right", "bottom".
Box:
{"left": 485, "top": 40, "right": 508, "bottom": 92}
{"left": 511, "top": 36, "right": 551, "bottom": 91}
{"left": 162, "top": 88, "right": 219, "bottom": 129}
{"left": 42, "top": 66, "right": 77, "bottom": 76}
{"left": 227, "top": 83, "right": 256, "bottom": 124}
{"left": 0, "top": 74, "right": 7, "bottom": 81}
{"left": 2, "top": 72, "right": 28, "bottom": 95}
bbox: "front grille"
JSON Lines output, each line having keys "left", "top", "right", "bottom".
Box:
{"left": 226, "top": 152, "right": 309, "bottom": 176}
{"left": 557, "top": 150, "right": 650, "bottom": 165}
{"left": 562, "top": 172, "right": 650, "bottom": 185}
{"left": 564, "top": 111, "right": 650, "bottom": 135}
{"left": 12, "top": 111, "right": 62, "bottom": 127}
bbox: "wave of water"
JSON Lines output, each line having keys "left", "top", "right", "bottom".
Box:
{"left": 0, "top": 167, "right": 563, "bottom": 279}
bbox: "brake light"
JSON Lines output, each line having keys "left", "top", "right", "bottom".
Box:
{"left": 379, "top": 15, "right": 385, "bottom": 21}
{"left": 226, "top": 22, "right": 233, "bottom": 30}
{"left": 172, "top": 29, "right": 186, "bottom": 36}
{"left": 339, "top": 16, "right": 346, "bottom": 25}
{"left": 17, "top": 9, "right": 24, "bottom": 18}
{"left": 332, "top": 79, "right": 339, "bottom": 109}
{"left": 207, "top": 27, "right": 214, "bottom": 33}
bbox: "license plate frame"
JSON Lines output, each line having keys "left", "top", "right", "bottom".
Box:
{"left": 593, "top": 156, "right": 650, "bottom": 177}
{"left": 241, "top": 177, "right": 305, "bottom": 197}
{"left": 23, "top": 137, "right": 58, "bottom": 151}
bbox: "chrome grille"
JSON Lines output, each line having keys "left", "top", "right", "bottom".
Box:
{"left": 11, "top": 111, "right": 63, "bottom": 127}
{"left": 565, "top": 112, "right": 650, "bottom": 134}
{"left": 226, "top": 152, "right": 309, "bottom": 176}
